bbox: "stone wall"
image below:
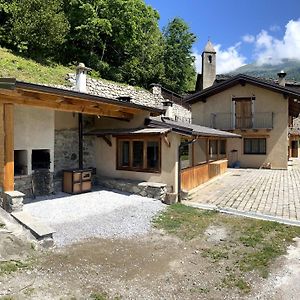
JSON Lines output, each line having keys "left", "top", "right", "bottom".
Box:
{"left": 54, "top": 129, "right": 95, "bottom": 176}
{"left": 65, "top": 74, "right": 192, "bottom": 123}
{"left": 99, "top": 177, "right": 171, "bottom": 201}
{"left": 14, "top": 175, "right": 33, "bottom": 197}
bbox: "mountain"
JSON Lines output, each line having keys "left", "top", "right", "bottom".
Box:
{"left": 230, "top": 59, "right": 300, "bottom": 82}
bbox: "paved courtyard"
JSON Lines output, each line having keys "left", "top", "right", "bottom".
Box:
{"left": 186, "top": 159, "right": 300, "bottom": 223}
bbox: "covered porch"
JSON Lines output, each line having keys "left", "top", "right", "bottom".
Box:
{"left": 0, "top": 77, "right": 163, "bottom": 211}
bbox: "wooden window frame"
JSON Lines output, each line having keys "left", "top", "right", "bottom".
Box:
{"left": 116, "top": 136, "right": 161, "bottom": 173}
{"left": 244, "top": 138, "right": 266, "bottom": 155}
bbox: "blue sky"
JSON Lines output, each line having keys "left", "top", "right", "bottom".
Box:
{"left": 145, "top": 0, "right": 300, "bottom": 73}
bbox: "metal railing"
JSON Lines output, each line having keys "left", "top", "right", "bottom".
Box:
{"left": 210, "top": 112, "right": 273, "bottom": 130}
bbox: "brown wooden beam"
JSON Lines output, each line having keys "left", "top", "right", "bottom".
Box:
{"left": 0, "top": 104, "right": 4, "bottom": 192}
{"left": 16, "top": 88, "right": 143, "bottom": 115}
{"left": 3, "top": 103, "right": 14, "bottom": 191}
{"left": 0, "top": 95, "right": 133, "bottom": 120}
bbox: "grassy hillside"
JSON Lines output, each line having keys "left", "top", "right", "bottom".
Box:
{"left": 231, "top": 59, "right": 300, "bottom": 81}
{"left": 0, "top": 47, "right": 75, "bottom": 85}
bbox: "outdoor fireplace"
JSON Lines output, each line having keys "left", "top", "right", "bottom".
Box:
{"left": 32, "top": 149, "right": 51, "bottom": 170}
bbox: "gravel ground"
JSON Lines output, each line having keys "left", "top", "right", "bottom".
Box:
{"left": 23, "top": 189, "right": 166, "bottom": 246}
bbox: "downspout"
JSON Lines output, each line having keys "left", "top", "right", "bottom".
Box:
{"left": 78, "top": 113, "right": 83, "bottom": 169}
{"left": 177, "top": 137, "right": 198, "bottom": 203}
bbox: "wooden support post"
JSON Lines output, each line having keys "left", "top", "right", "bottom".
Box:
{"left": 3, "top": 104, "right": 14, "bottom": 191}
{"left": 0, "top": 104, "right": 4, "bottom": 192}
{"left": 206, "top": 138, "right": 209, "bottom": 162}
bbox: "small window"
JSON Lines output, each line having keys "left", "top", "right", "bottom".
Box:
{"left": 208, "top": 55, "right": 212, "bottom": 63}
{"left": 117, "top": 137, "right": 160, "bottom": 172}
{"left": 244, "top": 138, "right": 266, "bottom": 155}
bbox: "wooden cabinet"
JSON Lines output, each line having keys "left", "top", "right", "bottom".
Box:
{"left": 63, "top": 169, "right": 92, "bottom": 194}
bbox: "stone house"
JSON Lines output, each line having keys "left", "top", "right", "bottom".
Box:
{"left": 185, "top": 41, "right": 300, "bottom": 169}
{"left": 0, "top": 65, "right": 240, "bottom": 210}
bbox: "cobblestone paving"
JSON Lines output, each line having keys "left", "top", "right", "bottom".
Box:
{"left": 189, "top": 159, "right": 300, "bottom": 221}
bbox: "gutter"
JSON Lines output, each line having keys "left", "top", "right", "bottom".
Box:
{"left": 177, "top": 137, "right": 197, "bottom": 203}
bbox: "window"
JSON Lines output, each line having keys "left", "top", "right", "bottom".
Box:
{"left": 208, "top": 55, "right": 212, "bottom": 63}
{"left": 244, "top": 138, "right": 266, "bottom": 155}
{"left": 117, "top": 137, "right": 160, "bottom": 172}
{"left": 219, "top": 140, "right": 226, "bottom": 156}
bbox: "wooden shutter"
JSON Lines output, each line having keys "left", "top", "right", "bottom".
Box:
{"left": 235, "top": 100, "right": 252, "bottom": 129}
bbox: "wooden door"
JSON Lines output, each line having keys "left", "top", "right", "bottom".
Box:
{"left": 235, "top": 100, "right": 252, "bottom": 129}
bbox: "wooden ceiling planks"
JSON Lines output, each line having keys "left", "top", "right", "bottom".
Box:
{"left": 0, "top": 88, "right": 136, "bottom": 120}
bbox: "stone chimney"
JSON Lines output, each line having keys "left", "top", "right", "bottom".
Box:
{"left": 150, "top": 83, "right": 162, "bottom": 96}
{"left": 162, "top": 100, "right": 174, "bottom": 120}
{"left": 277, "top": 70, "right": 286, "bottom": 87}
{"left": 76, "top": 63, "right": 91, "bottom": 93}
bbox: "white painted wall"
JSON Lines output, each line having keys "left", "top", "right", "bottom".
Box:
{"left": 14, "top": 105, "right": 55, "bottom": 174}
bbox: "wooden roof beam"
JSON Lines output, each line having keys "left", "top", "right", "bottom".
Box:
{"left": 0, "top": 95, "right": 133, "bottom": 119}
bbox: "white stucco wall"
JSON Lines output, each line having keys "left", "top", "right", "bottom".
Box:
{"left": 14, "top": 105, "right": 55, "bottom": 174}
{"left": 95, "top": 131, "right": 180, "bottom": 192}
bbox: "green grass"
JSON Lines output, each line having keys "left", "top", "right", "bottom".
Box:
{"left": 0, "top": 260, "right": 29, "bottom": 275}
{"left": 0, "top": 47, "right": 149, "bottom": 93}
{"left": 154, "top": 203, "right": 218, "bottom": 240}
{"left": 0, "top": 47, "right": 75, "bottom": 85}
{"left": 154, "top": 204, "right": 300, "bottom": 292}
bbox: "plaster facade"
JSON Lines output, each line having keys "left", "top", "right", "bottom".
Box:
{"left": 192, "top": 83, "right": 289, "bottom": 169}
{"left": 14, "top": 105, "right": 55, "bottom": 174}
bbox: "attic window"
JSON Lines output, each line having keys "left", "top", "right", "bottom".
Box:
{"left": 208, "top": 55, "right": 212, "bottom": 63}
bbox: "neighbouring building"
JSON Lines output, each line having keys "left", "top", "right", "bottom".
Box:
{"left": 185, "top": 41, "right": 300, "bottom": 169}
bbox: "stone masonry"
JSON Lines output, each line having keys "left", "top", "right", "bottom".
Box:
{"left": 54, "top": 129, "right": 95, "bottom": 177}
{"left": 65, "top": 74, "right": 192, "bottom": 123}
{"left": 99, "top": 177, "right": 170, "bottom": 202}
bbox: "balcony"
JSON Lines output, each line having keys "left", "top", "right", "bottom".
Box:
{"left": 210, "top": 112, "right": 273, "bottom": 130}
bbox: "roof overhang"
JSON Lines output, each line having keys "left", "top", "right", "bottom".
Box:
{"left": 84, "top": 127, "right": 171, "bottom": 137}
{"left": 185, "top": 74, "right": 300, "bottom": 105}
{"left": 0, "top": 78, "right": 164, "bottom": 120}
{"left": 145, "top": 117, "right": 241, "bottom": 139}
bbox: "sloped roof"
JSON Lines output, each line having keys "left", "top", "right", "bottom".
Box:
{"left": 204, "top": 40, "right": 216, "bottom": 53}
{"left": 146, "top": 117, "right": 241, "bottom": 138}
{"left": 84, "top": 127, "right": 171, "bottom": 136}
{"left": 185, "top": 74, "right": 300, "bottom": 104}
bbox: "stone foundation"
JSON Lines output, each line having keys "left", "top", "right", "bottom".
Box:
{"left": 99, "top": 177, "right": 171, "bottom": 201}
{"left": 15, "top": 171, "right": 55, "bottom": 198}
{"left": 14, "top": 175, "right": 33, "bottom": 197}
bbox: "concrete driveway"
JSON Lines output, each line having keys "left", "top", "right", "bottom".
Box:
{"left": 186, "top": 158, "right": 300, "bottom": 225}
{"left": 23, "top": 189, "right": 165, "bottom": 247}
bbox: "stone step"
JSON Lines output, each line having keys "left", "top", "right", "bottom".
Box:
{"left": 11, "top": 211, "right": 55, "bottom": 240}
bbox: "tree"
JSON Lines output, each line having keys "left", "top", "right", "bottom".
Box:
{"left": 0, "top": 0, "right": 69, "bottom": 60}
{"left": 162, "top": 17, "right": 196, "bottom": 93}
{"left": 63, "top": 0, "right": 164, "bottom": 87}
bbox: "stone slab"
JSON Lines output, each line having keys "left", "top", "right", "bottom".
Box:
{"left": 5, "top": 191, "right": 25, "bottom": 198}
{"left": 11, "top": 211, "right": 55, "bottom": 238}
{"left": 138, "top": 182, "right": 167, "bottom": 188}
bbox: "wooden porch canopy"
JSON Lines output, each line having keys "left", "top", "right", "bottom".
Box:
{"left": 0, "top": 78, "right": 164, "bottom": 193}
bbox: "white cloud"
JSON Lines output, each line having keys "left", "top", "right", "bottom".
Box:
{"left": 242, "top": 34, "right": 255, "bottom": 43}
{"left": 193, "top": 42, "right": 246, "bottom": 74}
{"left": 254, "top": 18, "right": 300, "bottom": 65}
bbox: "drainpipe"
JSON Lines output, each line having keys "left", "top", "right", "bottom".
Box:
{"left": 177, "top": 137, "right": 198, "bottom": 203}
{"left": 78, "top": 113, "right": 83, "bottom": 169}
